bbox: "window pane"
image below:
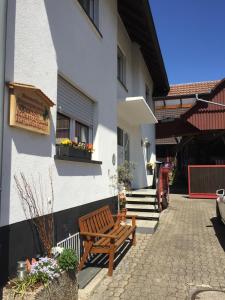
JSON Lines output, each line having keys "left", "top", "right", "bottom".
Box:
{"left": 78, "top": 0, "right": 98, "bottom": 25}
{"left": 146, "top": 143, "right": 151, "bottom": 162}
{"left": 124, "top": 133, "right": 130, "bottom": 162}
{"left": 56, "top": 113, "right": 70, "bottom": 138}
{"left": 117, "top": 127, "right": 123, "bottom": 146}
{"left": 117, "top": 47, "right": 126, "bottom": 84}
{"left": 78, "top": 0, "right": 90, "bottom": 13}
{"left": 76, "top": 122, "right": 89, "bottom": 143}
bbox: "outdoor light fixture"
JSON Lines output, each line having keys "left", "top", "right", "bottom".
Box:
{"left": 17, "top": 260, "right": 27, "bottom": 280}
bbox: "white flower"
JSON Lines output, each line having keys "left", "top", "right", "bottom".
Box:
{"left": 51, "top": 246, "right": 64, "bottom": 255}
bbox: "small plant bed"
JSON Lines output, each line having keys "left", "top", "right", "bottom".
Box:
{"left": 3, "top": 247, "right": 78, "bottom": 300}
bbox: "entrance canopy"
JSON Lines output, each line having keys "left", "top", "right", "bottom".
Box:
{"left": 117, "top": 96, "right": 157, "bottom": 125}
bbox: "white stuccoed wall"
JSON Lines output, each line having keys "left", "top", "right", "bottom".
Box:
{"left": 117, "top": 16, "right": 156, "bottom": 188}
{"left": 1, "top": 0, "right": 118, "bottom": 226}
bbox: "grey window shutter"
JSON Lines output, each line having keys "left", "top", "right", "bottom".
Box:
{"left": 57, "top": 76, "right": 94, "bottom": 126}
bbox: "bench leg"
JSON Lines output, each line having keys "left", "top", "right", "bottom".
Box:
{"left": 78, "top": 241, "right": 92, "bottom": 271}
{"left": 108, "top": 251, "right": 115, "bottom": 276}
{"left": 132, "top": 230, "right": 136, "bottom": 246}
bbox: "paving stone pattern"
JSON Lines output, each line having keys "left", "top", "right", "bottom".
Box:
{"left": 90, "top": 195, "right": 225, "bottom": 300}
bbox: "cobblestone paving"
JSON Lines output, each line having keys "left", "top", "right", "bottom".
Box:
{"left": 90, "top": 195, "right": 225, "bottom": 300}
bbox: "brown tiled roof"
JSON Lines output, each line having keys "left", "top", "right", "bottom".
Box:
{"left": 168, "top": 80, "right": 220, "bottom": 97}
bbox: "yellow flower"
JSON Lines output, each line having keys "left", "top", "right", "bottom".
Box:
{"left": 61, "top": 138, "right": 72, "bottom": 145}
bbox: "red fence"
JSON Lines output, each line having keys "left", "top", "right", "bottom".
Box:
{"left": 188, "top": 165, "right": 225, "bottom": 198}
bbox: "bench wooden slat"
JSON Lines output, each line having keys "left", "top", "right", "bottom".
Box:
{"left": 102, "top": 210, "right": 108, "bottom": 227}
{"left": 78, "top": 205, "right": 136, "bottom": 276}
{"left": 99, "top": 211, "right": 106, "bottom": 228}
{"left": 94, "top": 225, "right": 129, "bottom": 246}
{"left": 94, "top": 225, "right": 131, "bottom": 247}
{"left": 86, "top": 218, "right": 92, "bottom": 233}
{"left": 89, "top": 216, "right": 96, "bottom": 233}
{"left": 92, "top": 215, "right": 99, "bottom": 232}
{"left": 115, "top": 226, "right": 135, "bottom": 248}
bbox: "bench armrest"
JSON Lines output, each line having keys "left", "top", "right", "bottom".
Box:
{"left": 125, "top": 215, "right": 137, "bottom": 226}
{"left": 113, "top": 214, "right": 137, "bottom": 226}
{"left": 80, "top": 231, "right": 118, "bottom": 240}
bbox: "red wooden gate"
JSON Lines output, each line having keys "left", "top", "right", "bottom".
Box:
{"left": 188, "top": 165, "right": 225, "bottom": 198}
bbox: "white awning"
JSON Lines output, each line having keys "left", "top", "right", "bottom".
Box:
{"left": 117, "top": 96, "right": 158, "bottom": 125}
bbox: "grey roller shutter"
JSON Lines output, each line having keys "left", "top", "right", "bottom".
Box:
{"left": 57, "top": 76, "right": 94, "bottom": 126}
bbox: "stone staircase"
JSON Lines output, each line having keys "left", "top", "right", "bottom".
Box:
{"left": 126, "top": 188, "right": 159, "bottom": 234}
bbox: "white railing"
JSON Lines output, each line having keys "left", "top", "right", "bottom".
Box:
{"left": 57, "top": 232, "right": 81, "bottom": 262}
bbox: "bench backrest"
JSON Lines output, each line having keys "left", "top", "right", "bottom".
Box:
{"left": 79, "top": 205, "right": 114, "bottom": 234}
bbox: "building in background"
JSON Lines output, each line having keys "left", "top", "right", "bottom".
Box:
{"left": 154, "top": 79, "right": 225, "bottom": 181}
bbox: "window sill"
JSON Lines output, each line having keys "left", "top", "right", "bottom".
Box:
{"left": 54, "top": 155, "right": 102, "bottom": 165}
{"left": 76, "top": 1, "right": 103, "bottom": 39}
{"left": 117, "top": 79, "right": 128, "bottom": 93}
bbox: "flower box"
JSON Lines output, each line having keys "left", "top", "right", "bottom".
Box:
{"left": 3, "top": 271, "right": 78, "bottom": 300}
{"left": 56, "top": 145, "right": 91, "bottom": 160}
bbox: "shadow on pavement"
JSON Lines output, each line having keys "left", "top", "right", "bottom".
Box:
{"left": 79, "top": 239, "right": 132, "bottom": 288}
{"left": 211, "top": 217, "right": 225, "bottom": 251}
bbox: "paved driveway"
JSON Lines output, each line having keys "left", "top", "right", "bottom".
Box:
{"left": 89, "top": 195, "right": 225, "bottom": 300}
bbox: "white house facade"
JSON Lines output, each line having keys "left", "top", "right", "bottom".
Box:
{"left": 0, "top": 0, "right": 168, "bottom": 284}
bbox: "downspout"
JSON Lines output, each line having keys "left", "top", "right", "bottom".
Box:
{"left": 0, "top": 0, "right": 7, "bottom": 217}
{"left": 196, "top": 94, "right": 225, "bottom": 108}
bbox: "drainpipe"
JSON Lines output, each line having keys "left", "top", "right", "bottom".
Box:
{"left": 0, "top": 0, "right": 7, "bottom": 215}
{"left": 196, "top": 94, "right": 225, "bottom": 108}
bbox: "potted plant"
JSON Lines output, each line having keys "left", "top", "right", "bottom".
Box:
{"left": 117, "top": 160, "right": 135, "bottom": 192}
{"left": 3, "top": 248, "right": 78, "bottom": 300}
{"left": 117, "top": 161, "right": 135, "bottom": 217}
{"left": 146, "top": 162, "right": 154, "bottom": 175}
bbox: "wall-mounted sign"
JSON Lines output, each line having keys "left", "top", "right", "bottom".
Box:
{"left": 8, "top": 83, "right": 54, "bottom": 135}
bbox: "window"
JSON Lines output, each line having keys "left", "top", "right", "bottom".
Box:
{"left": 145, "top": 85, "right": 150, "bottom": 105}
{"left": 146, "top": 143, "right": 151, "bottom": 162}
{"left": 145, "top": 85, "right": 154, "bottom": 111}
{"left": 117, "top": 47, "right": 126, "bottom": 85}
{"left": 76, "top": 121, "right": 89, "bottom": 143}
{"left": 56, "top": 113, "right": 70, "bottom": 139}
{"left": 117, "top": 127, "right": 123, "bottom": 146}
{"left": 124, "top": 132, "right": 130, "bottom": 162}
{"left": 78, "top": 0, "right": 99, "bottom": 26}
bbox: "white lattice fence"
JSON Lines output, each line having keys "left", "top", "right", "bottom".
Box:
{"left": 57, "top": 232, "right": 81, "bottom": 262}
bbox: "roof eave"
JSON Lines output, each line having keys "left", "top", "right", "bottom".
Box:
{"left": 118, "top": 0, "right": 169, "bottom": 97}
{"left": 153, "top": 92, "right": 211, "bottom": 101}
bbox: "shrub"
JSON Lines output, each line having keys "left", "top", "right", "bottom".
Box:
{"left": 117, "top": 160, "right": 135, "bottom": 189}
{"left": 57, "top": 249, "right": 78, "bottom": 272}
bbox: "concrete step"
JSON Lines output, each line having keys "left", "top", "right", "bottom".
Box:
{"left": 127, "top": 210, "right": 159, "bottom": 220}
{"left": 126, "top": 203, "right": 158, "bottom": 212}
{"left": 126, "top": 219, "right": 158, "bottom": 234}
{"left": 126, "top": 197, "right": 157, "bottom": 204}
{"left": 127, "top": 188, "right": 156, "bottom": 197}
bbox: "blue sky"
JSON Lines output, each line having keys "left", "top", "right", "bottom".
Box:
{"left": 150, "top": 0, "right": 225, "bottom": 84}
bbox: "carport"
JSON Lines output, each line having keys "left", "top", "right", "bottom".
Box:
{"left": 154, "top": 79, "right": 225, "bottom": 197}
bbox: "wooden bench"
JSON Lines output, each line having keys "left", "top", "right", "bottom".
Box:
{"left": 78, "top": 205, "right": 136, "bottom": 276}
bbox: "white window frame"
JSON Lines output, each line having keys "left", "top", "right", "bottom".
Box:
{"left": 78, "top": 0, "right": 99, "bottom": 27}
{"left": 117, "top": 46, "right": 126, "bottom": 86}
{"left": 56, "top": 112, "right": 93, "bottom": 144}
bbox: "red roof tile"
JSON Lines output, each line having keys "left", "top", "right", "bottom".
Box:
{"left": 168, "top": 80, "right": 220, "bottom": 97}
